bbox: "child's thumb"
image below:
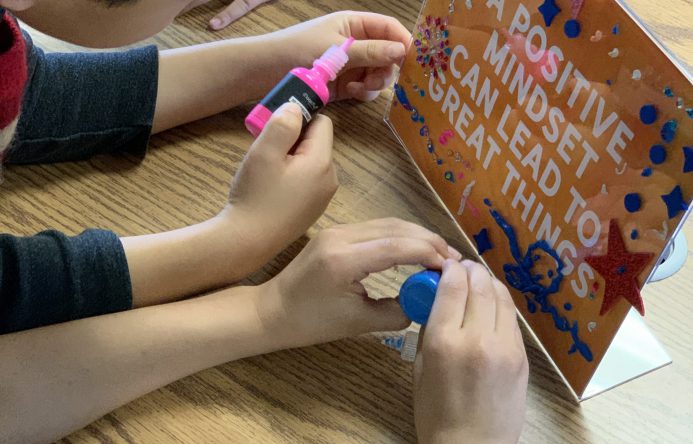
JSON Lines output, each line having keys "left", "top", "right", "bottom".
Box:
{"left": 251, "top": 103, "right": 303, "bottom": 159}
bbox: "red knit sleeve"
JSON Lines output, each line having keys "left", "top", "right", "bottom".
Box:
{"left": 0, "top": 10, "right": 27, "bottom": 129}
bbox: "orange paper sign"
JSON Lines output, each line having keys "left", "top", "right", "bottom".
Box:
{"left": 386, "top": 0, "right": 692, "bottom": 397}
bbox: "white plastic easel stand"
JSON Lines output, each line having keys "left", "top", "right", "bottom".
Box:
{"left": 581, "top": 232, "right": 687, "bottom": 400}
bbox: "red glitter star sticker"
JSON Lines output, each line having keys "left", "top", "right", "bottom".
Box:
{"left": 585, "top": 219, "right": 654, "bottom": 316}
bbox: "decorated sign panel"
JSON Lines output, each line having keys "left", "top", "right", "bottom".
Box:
{"left": 386, "top": 0, "right": 692, "bottom": 397}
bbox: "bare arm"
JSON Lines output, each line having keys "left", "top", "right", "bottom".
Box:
{"left": 0, "top": 285, "right": 279, "bottom": 444}
{"left": 152, "top": 35, "right": 285, "bottom": 134}
{"left": 0, "top": 218, "right": 455, "bottom": 444}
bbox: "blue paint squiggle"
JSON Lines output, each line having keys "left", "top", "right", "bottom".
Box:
{"left": 489, "top": 205, "right": 593, "bottom": 362}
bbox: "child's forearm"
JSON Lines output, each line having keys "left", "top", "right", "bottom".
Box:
{"left": 0, "top": 284, "right": 284, "bottom": 443}
{"left": 153, "top": 36, "right": 290, "bottom": 134}
{"left": 121, "top": 209, "right": 275, "bottom": 308}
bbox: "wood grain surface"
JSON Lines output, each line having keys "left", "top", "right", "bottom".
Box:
{"left": 2, "top": 0, "right": 691, "bottom": 442}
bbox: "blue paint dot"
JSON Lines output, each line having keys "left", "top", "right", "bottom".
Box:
{"left": 687, "top": 108, "right": 693, "bottom": 119}
{"left": 612, "top": 24, "right": 620, "bottom": 34}
{"left": 483, "top": 198, "right": 492, "bottom": 206}
{"left": 663, "top": 86, "right": 674, "bottom": 97}
{"left": 444, "top": 47, "right": 452, "bottom": 55}
{"left": 661, "top": 119, "right": 678, "bottom": 142}
{"left": 650, "top": 145, "right": 667, "bottom": 164}
{"left": 639, "top": 104, "right": 657, "bottom": 124}
{"left": 616, "top": 265, "right": 627, "bottom": 275}
{"left": 419, "top": 116, "right": 425, "bottom": 123}
{"left": 548, "top": 270, "right": 554, "bottom": 278}
{"left": 564, "top": 19, "right": 581, "bottom": 38}
{"left": 419, "top": 89, "right": 425, "bottom": 97}
{"left": 624, "top": 193, "right": 642, "bottom": 212}
{"left": 606, "top": 79, "right": 612, "bottom": 85}
{"left": 436, "top": 159, "right": 443, "bottom": 165}
{"left": 564, "top": 303, "right": 572, "bottom": 311}
{"left": 630, "top": 229, "right": 639, "bottom": 240}
{"left": 444, "top": 171, "right": 455, "bottom": 183}
{"left": 641, "top": 167, "right": 652, "bottom": 177}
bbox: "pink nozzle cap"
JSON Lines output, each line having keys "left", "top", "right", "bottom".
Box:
{"left": 340, "top": 36, "right": 355, "bottom": 52}
{"left": 313, "top": 36, "right": 354, "bottom": 82}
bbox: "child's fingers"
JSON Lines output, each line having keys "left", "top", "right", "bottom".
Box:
{"left": 334, "top": 218, "right": 459, "bottom": 261}
{"left": 252, "top": 103, "right": 303, "bottom": 160}
{"left": 209, "top": 0, "right": 271, "bottom": 30}
{"left": 359, "top": 296, "right": 411, "bottom": 333}
{"left": 492, "top": 278, "right": 520, "bottom": 338}
{"left": 345, "top": 12, "right": 412, "bottom": 51}
{"left": 460, "top": 260, "right": 496, "bottom": 332}
{"left": 347, "top": 237, "right": 447, "bottom": 280}
{"left": 345, "top": 82, "right": 382, "bottom": 102}
{"left": 426, "top": 259, "right": 469, "bottom": 335}
{"left": 347, "top": 39, "right": 406, "bottom": 69}
{"left": 362, "top": 66, "right": 396, "bottom": 91}
{"left": 292, "top": 115, "right": 334, "bottom": 166}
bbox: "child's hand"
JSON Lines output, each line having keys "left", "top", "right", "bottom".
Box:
{"left": 258, "top": 219, "right": 463, "bottom": 346}
{"left": 221, "top": 102, "right": 338, "bottom": 270}
{"left": 268, "top": 11, "right": 411, "bottom": 102}
{"left": 414, "top": 260, "right": 528, "bottom": 444}
{"left": 181, "top": 0, "right": 273, "bottom": 31}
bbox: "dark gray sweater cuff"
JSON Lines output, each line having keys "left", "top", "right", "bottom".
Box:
{"left": 0, "top": 229, "right": 133, "bottom": 334}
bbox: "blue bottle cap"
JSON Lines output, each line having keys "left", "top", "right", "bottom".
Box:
{"left": 399, "top": 270, "right": 441, "bottom": 325}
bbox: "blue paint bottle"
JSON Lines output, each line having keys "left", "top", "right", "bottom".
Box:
{"left": 399, "top": 270, "right": 441, "bottom": 325}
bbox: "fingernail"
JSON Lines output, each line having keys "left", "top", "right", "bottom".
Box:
{"left": 387, "top": 43, "right": 405, "bottom": 60}
{"left": 277, "top": 102, "right": 301, "bottom": 116}
{"left": 210, "top": 18, "right": 222, "bottom": 29}
{"left": 448, "top": 245, "right": 463, "bottom": 260}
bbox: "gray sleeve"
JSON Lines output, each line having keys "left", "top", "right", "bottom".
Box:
{"left": 5, "top": 31, "right": 159, "bottom": 164}
{"left": 0, "top": 229, "right": 133, "bottom": 334}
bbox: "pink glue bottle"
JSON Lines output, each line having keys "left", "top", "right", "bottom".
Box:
{"left": 245, "top": 37, "right": 355, "bottom": 137}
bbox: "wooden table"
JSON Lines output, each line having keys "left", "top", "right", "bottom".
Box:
{"left": 5, "top": 0, "right": 691, "bottom": 442}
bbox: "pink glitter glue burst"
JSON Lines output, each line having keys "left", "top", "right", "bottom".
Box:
{"left": 415, "top": 15, "right": 452, "bottom": 79}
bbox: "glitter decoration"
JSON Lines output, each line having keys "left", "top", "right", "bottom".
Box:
{"left": 661, "top": 185, "right": 687, "bottom": 219}
{"left": 588, "top": 321, "right": 597, "bottom": 332}
{"left": 589, "top": 30, "right": 603, "bottom": 42}
{"left": 675, "top": 97, "right": 684, "bottom": 108}
{"left": 624, "top": 193, "right": 642, "bottom": 213}
{"left": 683, "top": 146, "right": 693, "bottom": 173}
{"left": 608, "top": 48, "right": 620, "bottom": 58}
{"left": 538, "top": 0, "right": 561, "bottom": 27}
{"left": 415, "top": 16, "right": 451, "bottom": 79}
{"left": 660, "top": 119, "right": 678, "bottom": 143}
{"left": 649, "top": 145, "right": 667, "bottom": 164}
{"left": 570, "top": 0, "right": 584, "bottom": 18}
{"left": 631, "top": 70, "right": 641, "bottom": 80}
{"left": 473, "top": 228, "right": 493, "bottom": 255}
{"left": 639, "top": 104, "right": 657, "bottom": 124}
{"left": 466, "top": 0, "right": 472, "bottom": 9}
{"left": 444, "top": 170, "right": 455, "bottom": 182}
{"left": 564, "top": 19, "right": 581, "bottom": 38}
{"left": 585, "top": 219, "right": 653, "bottom": 316}
{"left": 448, "top": 0, "right": 455, "bottom": 13}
